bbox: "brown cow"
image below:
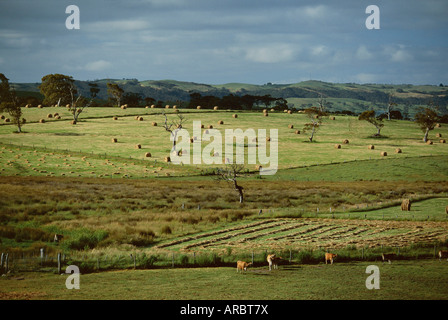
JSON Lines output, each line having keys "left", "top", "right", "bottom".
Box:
{"left": 267, "top": 254, "right": 283, "bottom": 271}
{"left": 236, "top": 261, "right": 252, "bottom": 273}
{"left": 325, "top": 253, "right": 337, "bottom": 265}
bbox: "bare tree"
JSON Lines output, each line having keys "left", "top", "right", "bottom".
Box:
{"left": 68, "top": 82, "right": 98, "bottom": 123}
{"left": 215, "top": 164, "right": 246, "bottom": 203}
{"left": 162, "top": 112, "right": 187, "bottom": 153}
{"left": 386, "top": 94, "right": 397, "bottom": 121}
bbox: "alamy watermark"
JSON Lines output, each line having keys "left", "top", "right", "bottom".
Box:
{"left": 169, "top": 121, "right": 278, "bottom": 175}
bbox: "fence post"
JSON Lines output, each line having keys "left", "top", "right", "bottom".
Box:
{"left": 4, "top": 253, "right": 8, "bottom": 273}
{"left": 57, "top": 253, "right": 61, "bottom": 274}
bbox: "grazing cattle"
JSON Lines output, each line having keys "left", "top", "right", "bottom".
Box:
{"left": 325, "top": 253, "right": 337, "bottom": 265}
{"left": 267, "top": 254, "right": 281, "bottom": 271}
{"left": 54, "top": 234, "right": 64, "bottom": 242}
{"left": 236, "top": 261, "right": 252, "bottom": 273}
{"left": 382, "top": 253, "right": 396, "bottom": 264}
{"left": 438, "top": 250, "right": 448, "bottom": 262}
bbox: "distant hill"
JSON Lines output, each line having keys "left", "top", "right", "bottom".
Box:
{"left": 11, "top": 79, "right": 448, "bottom": 118}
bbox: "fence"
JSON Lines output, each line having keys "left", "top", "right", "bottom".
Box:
{"left": 2, "top": 243, "right": 447, "bottom": 275}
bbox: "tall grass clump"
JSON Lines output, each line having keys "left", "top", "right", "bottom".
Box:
{"left": 62, "top": 229, "right": 109, "bottom": 251}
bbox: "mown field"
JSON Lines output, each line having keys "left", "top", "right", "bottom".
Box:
{"left": 0, "top": 105, "right": 447, "bottom": 300}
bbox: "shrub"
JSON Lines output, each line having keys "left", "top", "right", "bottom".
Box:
{"left": 161, "top": 225, "right": 172, "bottom": 235}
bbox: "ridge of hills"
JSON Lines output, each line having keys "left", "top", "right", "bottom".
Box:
{"left": 11, "top": 79, "right": 448, "bottom": 117}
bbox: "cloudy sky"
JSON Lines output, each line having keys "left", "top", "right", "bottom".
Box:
{"left": 0, "top": 0, "right": 447, "bottom": 85}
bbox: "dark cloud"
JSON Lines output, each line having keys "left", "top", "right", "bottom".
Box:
{"left": 0, "top": 0, "right": 446, "bottom": 84}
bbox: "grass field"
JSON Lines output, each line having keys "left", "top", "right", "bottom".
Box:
{"left": 0, "top": 106, "right": 447, "bottom": 300}
{"left": 1, "top": 260, "right": 447, "bottom": 300}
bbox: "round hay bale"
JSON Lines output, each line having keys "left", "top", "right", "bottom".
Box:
{"left": 232, "top": 114, "right": 238, "bottom": 118}
{"left": 197, "top": 106, "right": 201, "bottom": 109}
{"left": 288, "top": 110, "right": 292, "bottom": 114}
{"left": 368, "top": 145, "right": 375, "bottom": 150}
{"left": 264, "top": 113, "right": 269, "bottom": 117}
{"left": 401, "top": 199, "right": 411, "bottom": 211}
{"left": 208, "top": 125, "right": 213, "bottom": 129}
{"left": 145, "top": 152, "right": 152, "bottom": 157}
{"left": 343, "top": 139, "right": 349, "bottom": 144}
{"left": 25, "top": 104, "right": 30, "bottom": 108}
{"left": 152, "top": 122, "right": 157, "bottom": 126}
{"left": 55, "top": 115, "right": 61, "bottom": 120}
{"left": 288, "top": 124, "right": 294, "bottom": 129}
{"left": 151, "top": 105, "right": 156, "bottom": 108}
{"left": 440, "top": 139, "right": 446, "bottom": 143}
{"left": 136, "top": 144, "right": 141, "bottom": 149}
{"left": 121, "top": 105, "right": 127, "bottom": 109}
{"left": 71, "top": 120, "right": 77, "bottom": 125}
{"left": 381, "top": 151, "right": 387, "bottom": 156}
{"left": 37, "top": 105, "right": 43, "bottom": 108}
{"left": 334, "top": 144, "right": 341, "bottom": 149}
{"left": 190, "top": 138, "right": 194, "bottom": 143}
{"left": 145, "top": 106, "right": 149, "bottom": 109}
{"left": 295, "top": 130, "right": 301, "bottom": 134}
{"left": 263, "top": 109, "right": 268, "bottom": 113}
{"left": 284, "top": 110, "right": 288, "bottom": 113}
{"left": 436, "top": 133, "right": 442, "bottom": 138}
{"left": 201, "top": 124, "right": 205, "bottom": 128}
{"left": 214, "top": 106, "right": 219, "bottom": 110}
{"left": 112, "top": 138, "right": 117, "bottom": 143}
{"left": 39, "top": 119, "right": 45, "bottom": 123}
{"left": 426, "top": 140, "right": 433, "bottom": 145}
{"left": 138, "top": 116, "right": 143, "bottom": 121}
{"left": 47, "top": 113, "right": 53, "bottom": 118}
{"left": 173, "top": 105, "right": 177, "bottom": 109}
{"left": 436, "top": 123, "right": 441, "bottom": 128}
{"left": 330, "top": 116, "right": 336, "bottom": 120}
{"left": 165, "top": 105, "right": 170, "bottom": 109}
{"left": 395, "top": 148, "right": 402, "bottom": 153}
{"left": 164, "top": 156, "right": 171, "bottom": 163}
{"left": 218, "top": 120, "right": 224, "bottom": 125}
{"left": 266, "top": 137, "right": 271, "bottom": 142}
{"left": 270, "top": 109, "right": 275, "bottom": 112}
{"left": 0, "top": 115, "right": 4, "bottom": 119}
{"left": 255, "top": 165, "right": 262, "bottom": 171}
{"left": 113, "top": 116, "right": 118, "bottom": 120}
{"left": 53, "top": 113, "right": 59, "bottom": 117}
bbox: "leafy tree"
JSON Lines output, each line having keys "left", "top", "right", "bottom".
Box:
{"left": 359, "top": 110, "right": 385, "bottom": 136}
{"left": 414, "top": 104, "right": 440, "bottom": 142}
{"left": 0, "top": 73, "right": 25, "bottom": 133}
{"left": 107, "top": 82, "right": 124, "bottom": 107}
{"left": 39, "top": 74, "right": 75, "bottom": 106}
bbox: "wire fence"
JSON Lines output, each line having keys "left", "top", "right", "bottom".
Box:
{"left": 2, "top": 243, "right": 447, "bottom": 275}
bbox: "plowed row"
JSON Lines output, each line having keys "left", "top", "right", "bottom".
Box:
{"left": 155, "top": 218, "right": 448, "bottom": 252}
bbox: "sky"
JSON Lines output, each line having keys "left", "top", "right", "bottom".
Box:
{"left": 0, "top": 0, "right": 447, "bottom": 85}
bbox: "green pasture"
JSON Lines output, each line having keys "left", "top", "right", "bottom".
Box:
{"left": 1, "top": 260, "right": 447, "bottom": 300}
{"left": 0, "top": 107, "right": 447, "bottom": 178}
